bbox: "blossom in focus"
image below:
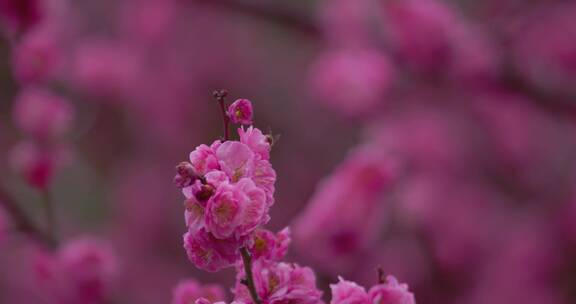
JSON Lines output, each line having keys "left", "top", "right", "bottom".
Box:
{"left": 12, "top": 88, "right": 73, "bottom": 142}
{"left": 172, "top": 279, "right": 226, "bottom": 304}
{"left": 183, "top": 228, "right": 246, "bottom": 272}
{"left": 309, "top": 48, "right": 394, "bottom": 116}
{"left": 233, "top": 260, "right": 323, "bottom": 304}
{"left": 205, "top": 178, "right": 268, "bottom": 239}
{"left": 330, "top": 277, "right": 370, "bottom": 304}
{"left": 238, "top": 126, "right": 270, "bottom": 161}
{"left": 368, "top": 276, "right": 415, "bottom": 304}
{"left": 227, "top": 99, "right": 253, "bottom": 125}
{"left": 248, "top": 227, "right": 290, "bottom": 261}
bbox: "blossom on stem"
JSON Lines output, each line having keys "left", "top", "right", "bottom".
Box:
{"left": 233, "top": 260, "right": 323, "bottom": 304}
{"left": 368, "top": 276, "right": 415, "bottom": 304}
{"left": 205, "top": 179, "right": 268, "bottom": 239}
{"left": 228, "top": 99, "right": 254, "bottom": 125}
{"left": 248, "top": 227, "right": 290, "bottom": 261}
{"left": 183, "top": 228, "right": 246, "bottom": 272}
{"left": 330, "top": 277, "right": 370, "bottom": 304}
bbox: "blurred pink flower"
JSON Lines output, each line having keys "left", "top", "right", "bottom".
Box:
{"left": 228, "top": 99, "right": 254, "bottom": 125}
{"left": 34, "top": 237, "right": 118, "bottom": 304}
{"left": 172, "top": 279, "right": 226, "bottom": 304}
{"left": 9, "top": 141, "right": 63, "bottom": 190}
{"left": 12, "top": 87, "right": 73, "bottom": 142}
{"left": 12, "top": 27, "right": 60, "bottom": 83}
{"left": 309, "top": 48, "right": 394, "bottom": 116}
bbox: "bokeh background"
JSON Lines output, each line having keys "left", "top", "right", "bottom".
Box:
{"left": 1, "top": 0, "right": 576, "bottom": 303}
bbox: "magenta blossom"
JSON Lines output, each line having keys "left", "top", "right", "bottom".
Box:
{"left": 369, "top": 276, "right": 415, "bottom": 304}
{"left": 9, "top": 141, "right": 63, "bottom": 190}
{"left": 205, "top": 178, "right": 268, "bottom": 239}
{"left": 13, "top": 87, "right": 73, "bottom": 142}
{"left": 183, "top": 228, "right": 246, "bottom": 272}
{"left": 234, "top": 260, "right": 323, "bottom": 304}
{"left": 172, "top": 279, "right": 226, "bottom": 304}
{"left": 330, "top": 277, "right": 370, "bottom": 304}
{"left": 228, "top": 99, "right": 254, "bottom": 125}
{"left": 248, "top": 227, "right": 290, "bottom": 261}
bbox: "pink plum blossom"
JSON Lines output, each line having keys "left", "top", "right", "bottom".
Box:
{"left": 172, "top": 279, "right": 226, "bottom": 304}
{"left": 9, "top": 141, "right": 60, "bottom": 190}
{"left": 248, "top": 227, "right": 290, "bottom": 261}
{"left": 233, "top": 260, "right": 323, "bottom": 304}
{"left": 228, "top": 99, "right": 254, "bottom": 125}
{"left": 205, "top": 178, "right": 267, "bottom": 239}
{"left": 183, "top": 228, "right": 245, "bottom": 272}
{"left": 216, "top": 141, "right": 255, "bottom": 183}
{"left": 189, "top": 141, "right": 222, "bottom": 175}
{"left": 368, "top": 276, "right": 415, "bottom": 304}
{"left": 330, "top": 277, "right": 370, "bottom": 304}
{"left": 238, "top": 126, "right": 271, "bottom": 160}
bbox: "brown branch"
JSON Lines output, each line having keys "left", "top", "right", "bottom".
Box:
{"left": 240, "top": 247, "right": 262, "bottom": 304}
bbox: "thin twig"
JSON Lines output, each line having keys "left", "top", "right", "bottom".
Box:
{"left": 240, "top": 247, "right": 262, "bottom": 304}
{"left": 214, "top": 89, "right": 231, "bottom": 141}
{"left": 194, "top": 0, "right": 320, "bottom": 37}
{"left": 0, "top": 185, "right": 55, "bottom": 248}
{"left": 41, "top": 189, "right": 56, "bottom": 241}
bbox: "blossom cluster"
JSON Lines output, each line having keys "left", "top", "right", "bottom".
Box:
{"left": 175, "top": 97, "right": 277, "bottom": 271}
{"left": 172, "top": 96, "right": 415, "bottom": 304}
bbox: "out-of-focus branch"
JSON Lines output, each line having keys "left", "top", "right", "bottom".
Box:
{"left": 192, "top": 0, "right": 321, "bottom": 37}
{"left": 195, "top": 0, "right": 576, "bottom": 118}
{"left": 0, "top": 185, "right": 55, "bottom": 248}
